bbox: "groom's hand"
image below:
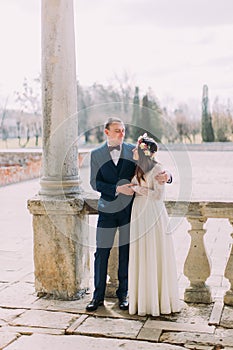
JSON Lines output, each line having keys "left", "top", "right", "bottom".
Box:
{"left": 116, "top": 183, "right": 135, "bottom": 195}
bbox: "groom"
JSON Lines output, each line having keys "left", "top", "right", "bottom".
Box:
{"left": 86, "top": 117, "right": 170, "bottom": 311}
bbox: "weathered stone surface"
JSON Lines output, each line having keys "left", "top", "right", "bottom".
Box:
{"left": 152, "top": 301, "right": 212, "bottom": 324}
{"left": 66, "top": 314, "right": 88, "bottom": 334}
{"left": 220, "top": 305, "right": 233, "bottom": 328}
{"left": 0, "top": 332, "right": 19, "bottom": 349}
{"left": 208, "top": 300, "right": 224, "bottom": 325}
{"left": 10, "top": 309, "right": 79, "bottom": 330}
{"left": 0, "top": 308, "right": 25, "bottom": 323}
{"left": 4, "top": 334, "right": 187, "bottom": 350}
{"left": 0, "top": 325, "right": 64, "bottom": 335}
{"left": 160, "top": 330, "right": 233, "bottom": 348}
{"left": 0, "top": 282, "right": 38, "bottom": 308}
{"left": 144, "top": 319, "right": 215, "bottom": 334}
{"left": 75, "top": 316, "right": 143, "bottom": 339}
{"left": 137, "top": 327, "right": 162, "bottom": 341}
{"left": 31, "top": 205, "right": 89, "bottom": 300}
{"left": 31, "top": 297, "right": 86, "bottom": 312}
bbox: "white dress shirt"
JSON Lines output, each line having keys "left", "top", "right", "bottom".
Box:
{"left": 108, "top": 144, "right": 121, "bottom": 165}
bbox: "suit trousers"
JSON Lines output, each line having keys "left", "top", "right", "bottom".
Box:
{"left": 93, "top": 208, "right": 131, "bottom": 301}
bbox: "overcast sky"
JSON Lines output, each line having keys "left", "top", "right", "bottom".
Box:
{"left": 0, "top": 0, "right": 233, "bottom": 109}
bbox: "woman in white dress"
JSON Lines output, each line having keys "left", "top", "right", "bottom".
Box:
{"left": 128, "top": 133, "right": 180, "bottom": 316}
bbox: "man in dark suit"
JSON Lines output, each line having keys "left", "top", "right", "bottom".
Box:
{"left": 86, "top": 118, "right": 170, "bottom": 311}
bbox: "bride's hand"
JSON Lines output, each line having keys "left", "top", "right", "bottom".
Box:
{"left": 155, "top": 171, "right": 169, "bottom": 184}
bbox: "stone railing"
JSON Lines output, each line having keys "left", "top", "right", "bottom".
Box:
{"left": 83, "top": 194, "right": 233, "bottom": 305}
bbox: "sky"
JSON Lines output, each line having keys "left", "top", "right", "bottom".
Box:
{"left": 0, "top": 0, "right": 233, "bottom": 110}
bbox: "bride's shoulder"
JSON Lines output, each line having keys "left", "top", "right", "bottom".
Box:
{"left": 152, "top": 162, "right": 163, "bottom": 175}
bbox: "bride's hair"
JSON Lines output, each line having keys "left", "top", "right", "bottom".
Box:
{"left": 135, "top": 135, "right": 158, "bottom": 184}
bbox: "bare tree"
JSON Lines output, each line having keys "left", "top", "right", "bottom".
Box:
{"left": 0, "top": 98, "right": 9, "bottom": 148}
{"left": 15, "top": 75, "right": 42, "bottom": 147}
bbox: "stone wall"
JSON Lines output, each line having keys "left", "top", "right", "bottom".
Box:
{"left": 0, "top": 150, "right": 42, "bottom": 186}
{"left": 0, "top": 149, "right": 90, "bottom": 187}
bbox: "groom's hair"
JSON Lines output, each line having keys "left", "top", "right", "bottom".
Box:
{"left": 104, "top": 117, "right": 124, "bottom": 130}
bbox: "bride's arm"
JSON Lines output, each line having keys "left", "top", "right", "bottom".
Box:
{"left": 132, "top": 165, "right": 165, "bottom": 200}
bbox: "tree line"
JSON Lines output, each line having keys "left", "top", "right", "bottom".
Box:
{"left": 1, "top": 74, "right": 233, "bottom": 147}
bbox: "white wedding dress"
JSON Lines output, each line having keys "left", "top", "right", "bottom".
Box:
{"left": 128, "top": 163, "right": 180, "bottom": 316}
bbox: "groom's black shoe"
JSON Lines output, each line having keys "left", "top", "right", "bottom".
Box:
{"left": 119, "top": 297, "right": 129, "bottom": 310}
{"left": 86, "top": 299, "right": 104, "bottom": 312}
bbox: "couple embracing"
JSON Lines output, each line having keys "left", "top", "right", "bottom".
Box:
{"left": 86, "top": 117, "right": 180, "bottom": 316}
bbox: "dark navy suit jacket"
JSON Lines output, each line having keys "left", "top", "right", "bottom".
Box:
{"left": 90, "top": 142, "right": 136, "bottom": 215}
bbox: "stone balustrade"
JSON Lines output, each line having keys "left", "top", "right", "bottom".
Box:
{"left": 83, "top": 194, "right": 233, "bottom": 305}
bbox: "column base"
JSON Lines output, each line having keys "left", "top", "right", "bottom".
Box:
{"left": 28, "top": 195, "right": 90, "bottom": 300}
{"left": 184, "top": 284, "right": 212, "bottom": 304}
{"left": 39, "top": 177, "right": 83, "bottom": 196}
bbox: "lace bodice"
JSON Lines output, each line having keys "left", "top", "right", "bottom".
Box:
{"left": 131, "top": 163, "right": 165, "bottom": 200}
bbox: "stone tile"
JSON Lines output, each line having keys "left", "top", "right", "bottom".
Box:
{"left": 0, "top": 282, "right": 38, "bottom": 308}
{"left": 66, "top": 314, "right": 88, "bottom": 334}
{"left": 0, "top": 282, "right": 8, "bottom": 291}
{"left": 4, "top": 333, "right": 186, "bottom": 350}
{"left": 0, "top": 308, "right": 25, "bottom": 323}
{"left": 208, "top": 300, "right": 224, "bottom": 325}
{"left": 185, "top": 345, "right": 216, "bottom": 350}
{"left": 144, "top": 319, "right": 215, "bottom": 334}
{"left": 32, "top": 294, "right": 90, "bottom": 313}
{"left": 220, "top": 305, "right": 233, "bottom": 328}
{"left": 75, "top": 316, "right": 143, "bottom": 339}
{"left": 154, "top": 301, "right": 212, "bottom": 324}
{"left": 0, "top": 325, "right": 65, "bottom": 336}
{"left": 0, "top": 332, "right": 19, "bottom": 349}
{"left": 137, "top": 327, "right": 162, "bottom": 342}
{"left": 10, "top": 309, "right": 79, "bottom": 330}
{"left": 160, "top": 331, "right": 232, "bottom": 348}
{"left": 92, "top": 299, "right": 147, "bottom": 320}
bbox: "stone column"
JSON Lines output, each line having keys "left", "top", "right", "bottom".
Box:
{"left": 27, "top": 0, "right": 90, "bottom": 299}
{"left": 40, "top": 0, "right": 80, "bottom": 195}
{"left": 224, "top": 219, "right": 233, "bottom": 305}
{"left": 184, "top": 216, "right": 212, "bottom": 303}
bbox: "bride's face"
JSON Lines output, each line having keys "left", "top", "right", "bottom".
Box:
{"left": 132, "top": 147, "right": 139, "bottom": 160}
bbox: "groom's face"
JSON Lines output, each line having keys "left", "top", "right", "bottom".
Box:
{"left": 104, "top": 122, "right": 125, "bottom": 146}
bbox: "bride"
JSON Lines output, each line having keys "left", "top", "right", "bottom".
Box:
{"left": 128, "top": 133, "right": 180, "bottom": 316}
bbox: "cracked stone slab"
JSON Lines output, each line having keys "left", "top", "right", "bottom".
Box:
{"left": 0, "top": 325, "right": 65, "bottom": 336}
{"left": 208, "top": 300, "right": 224, "bottom": 326}
{"left": 152, "top": 301, "right": 213, "bottom": 325}
{"left": 75, "top": 316, "right": 143, "bottom": 339}
{"left": 144, "top": 319, "right": 215, "bottom": 333}
{"left": 66, "top": 314, "right": 88, "bottom": 334}
{"left": 0, "top": 308, "right": 25, "bottom": 323}
{"left": 10, "top": 309, "right": 80, "bottom": 330}
{"left": 160, "top": 330, "right": 233, "bottom": 348}
{"left": 137, "top": 327, "right": 162, "bottom": 341}
{"left": 32, "top": 294, "right": 90, "bottom": 313}
{"left": 0, "top": 282, "right": 38, "bottom": 308}
{"left": 220, "top": 305, "right": 233, "bottom": 328}
{"left": 3, "top": 333, "right": 187, "bottom": 350}
{"left": 0, "top": 332, "right": 19, "bottom": 349}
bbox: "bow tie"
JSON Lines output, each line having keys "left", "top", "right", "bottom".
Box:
{"left": 109, "top": 145, "right": 121, "bottom": 152}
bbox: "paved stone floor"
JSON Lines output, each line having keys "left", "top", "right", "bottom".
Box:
{"left": 1, "top": 151, "right": 233, "bottom": 350}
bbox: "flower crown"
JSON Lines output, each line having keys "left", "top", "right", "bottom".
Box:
{"left": 137, "top": 133, "right": 157, "bottom": 159}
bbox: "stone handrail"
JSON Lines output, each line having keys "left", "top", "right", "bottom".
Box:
{"left": 83, "top": 193, "right": 233, "bottom": 305}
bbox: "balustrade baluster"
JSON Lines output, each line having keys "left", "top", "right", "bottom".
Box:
{"left": 224, "top": 218, "right": 233, "bottom": 305}
{"left": 184, "top": 216, "right": 212, "bottom": 303}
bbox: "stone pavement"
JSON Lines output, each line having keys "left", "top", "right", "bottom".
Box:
{"left": 1, "top": 178, "right": 233, "bottom": 349}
